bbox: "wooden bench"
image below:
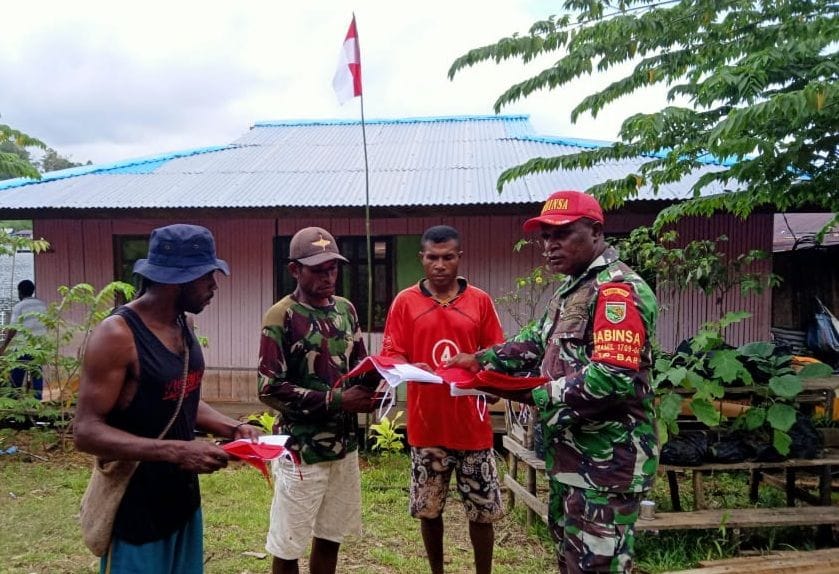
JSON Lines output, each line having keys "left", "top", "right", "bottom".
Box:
{"left": 636, "top": 505, "right": 839, "bottom": 531}
{"left": 503, "top": 436, "right": 839, "bottom": 535}
{"left": 661, "top": 451, "right": 839, "bottom": 511}
{"left": 503, "top": 435, "right": 546, "bottom": 527}
{"left": 665, "top": 547, "right": 839, "bottom": 573}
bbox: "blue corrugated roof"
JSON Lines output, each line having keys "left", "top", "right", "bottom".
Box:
{"left": 0, "top": 145, "right": 232, "bottom": 190}
{"left": 0, "top": 115, "right": 731, "bottom": 210}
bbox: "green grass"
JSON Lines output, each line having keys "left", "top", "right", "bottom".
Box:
{"left": 0, "top": 429, "right": 828, "bottom": 573}
{"left": 0, "top": 431, "right": 555, "bottom": 573}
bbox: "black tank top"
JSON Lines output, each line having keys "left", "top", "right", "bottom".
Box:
{"left": 108, "top": 306, "right": 204, "bottom": 544}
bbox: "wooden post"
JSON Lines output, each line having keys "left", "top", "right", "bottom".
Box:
{"left": 817, "top": 464, "right": 834, "bottom": 547}
{"left": 525, "top": 413, "right": 535, "bottom": 527}
{"left": 692, "top": 470, "right": 706, "bottom": 510}
{"left": 785, "top": 469, "right": 796, "bottom": 506}
{"left": 749, "top": 470, "right": 761, "bottom": 504}
{"left": 667, "top": 470, "right": 682, "bottom": 512}
{"left": 508, "top": 451, "right": 518, "bottom": 509}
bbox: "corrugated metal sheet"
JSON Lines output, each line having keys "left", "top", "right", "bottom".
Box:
{"left": 0, "top": 115, "right": 729, "bottom": 210}
{"left": 656, "top": 213, "right": 774, "bottom": 350}
{"left": 774, "top": 213, "right": 839, "bottom": 251}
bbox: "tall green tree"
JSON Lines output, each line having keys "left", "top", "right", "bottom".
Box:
{"left": 449, "top": 0, "right": 838, "bottom": 229}
{"left": 0, "top": 122, "right": 45, "bottom": 180}
{"left": 39, "top": 147, "right": 83, "bottom": 173}
{"left": 0, "top": 141, "right": 33, "bottom": 180}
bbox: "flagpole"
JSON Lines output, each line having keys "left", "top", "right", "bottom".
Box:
{"left": 360, "top": 94, "right": 372, "bottom": 351}
{"left": 353, "top": 13, "right": 373, "bottom": 353}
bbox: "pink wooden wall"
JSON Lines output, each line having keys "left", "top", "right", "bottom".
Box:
{"left": 34, "top": 218, "right": 275, "bottom": 374}
{"left": 33, "top": 211, "right": 772, "bottom": 377}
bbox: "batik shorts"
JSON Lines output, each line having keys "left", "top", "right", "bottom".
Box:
{"left": 409, "top": 446, "right": 504, "bottom": 523}
{"left": 548, "top": 479, "right": 642, "bottom": 574}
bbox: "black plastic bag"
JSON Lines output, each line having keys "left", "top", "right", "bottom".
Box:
{"left": 787, "top": 414, "right": 823, "bottom": 460}
{"left": 806, "top": 298, "right": 839, "bottom": 364}
{"left": 660, "top": 431, "right": 708, "bottom": 466}
{"left": 751, "top": 442, "right": 785, "bottom": 462}
{"left": 708, "top": 433, "right": 755, "bottom": 463}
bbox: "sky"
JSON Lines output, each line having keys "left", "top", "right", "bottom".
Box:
{"left": 1, "top": 0, "right": 674, "bottom": 166}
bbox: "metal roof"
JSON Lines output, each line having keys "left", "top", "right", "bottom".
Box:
{"left": 774, "top": 213, "right": 839, "bottom": 252}
{"left": 0, "top": 115, "right": 730, "bottom": 211}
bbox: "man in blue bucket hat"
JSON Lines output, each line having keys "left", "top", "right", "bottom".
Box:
{"left": 75, "top": 224, "right": 261, "bottom": 574}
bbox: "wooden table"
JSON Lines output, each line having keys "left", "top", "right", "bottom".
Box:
{"left": 652, "top": 450, "right": 839, "bottom": 538}
{"left": 660, "top": 450, "right": 839, "bottom": 511}
{"left": 503, "top": 436, "right": 839, "bottom": 536}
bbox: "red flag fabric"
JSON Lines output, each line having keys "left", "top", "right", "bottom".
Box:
{"left": 453, "top": 370, "right": 549, "bottom": 392}
{"left": 222, "top": 437, "right": 299, "bottom": 484}
{"left": 333, "top": 16, "right": 362, "bottom": 105}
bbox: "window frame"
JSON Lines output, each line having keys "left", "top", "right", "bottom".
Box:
{"left": 273, "top": 234, "right": 396, "bottom": 332}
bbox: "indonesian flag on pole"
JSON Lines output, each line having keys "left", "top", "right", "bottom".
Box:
{"left": 332, "top": 16, "right": 362, "bottom": 105}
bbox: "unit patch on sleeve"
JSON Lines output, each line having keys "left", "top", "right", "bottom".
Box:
{"left": 591, "top": 283, "right": 645, "bottom": 370}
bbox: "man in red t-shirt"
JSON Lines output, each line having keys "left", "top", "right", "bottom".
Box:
{"left": 381, "top": 225, "right": 505, "bottom": 574}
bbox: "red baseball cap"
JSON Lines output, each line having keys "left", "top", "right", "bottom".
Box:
{"left": 523, "top": 190, "right": 604, "bottom": 233}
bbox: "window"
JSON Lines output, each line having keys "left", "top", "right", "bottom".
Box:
{"left": 273, "top": 234, "right": 423, "bottom": 332}
{"left": 338, "top": 237, "right": 392, "bottom": 331}
{"left": 114, "top": 235, "right": 150, "bottom": 290}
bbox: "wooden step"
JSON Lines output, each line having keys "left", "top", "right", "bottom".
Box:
{"left": 697, "top": 548, "right": 839, "bottom": 568}
{"left": 667, "top": 547, "right": 839, "bottom": 573}
{"left": 636, "top": 505, "right": 839, "bottom": 531}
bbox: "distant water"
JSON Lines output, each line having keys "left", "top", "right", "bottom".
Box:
{"left": 0, "top": 252, "right": 35, "bottom": 326}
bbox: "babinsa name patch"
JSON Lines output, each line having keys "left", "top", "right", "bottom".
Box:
{"left": 592, "top": 282, "right": 645, "bottom": 370}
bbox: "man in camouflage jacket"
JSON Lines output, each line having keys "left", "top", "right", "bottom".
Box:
{"left": 450, "top": 191, "right": 658, "bottom": 574}
{"left": 257, "top": 226, "right": 376, "bottom": 574}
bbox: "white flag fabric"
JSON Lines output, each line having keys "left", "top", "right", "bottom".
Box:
{"left": 333, "top": 16, "right": 362, "bottom": 105}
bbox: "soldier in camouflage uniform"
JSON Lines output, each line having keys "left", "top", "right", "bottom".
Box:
{"left": 258, "top": 226, "right": 376, "bottom": 574}
{"left": 449, "top": 191, "right": 658, "bottom": 574}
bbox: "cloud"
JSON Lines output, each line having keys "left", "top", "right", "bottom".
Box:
{"left": 0, "top": 0, "right": 674, "bottom": 164}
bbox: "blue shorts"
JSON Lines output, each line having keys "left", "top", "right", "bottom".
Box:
{"left": 101, "top": 508, "right": 203, "bottom": 574}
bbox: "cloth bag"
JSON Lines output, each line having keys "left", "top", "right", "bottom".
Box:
{"left": 79, "top": 342, "right": 189, "bottom": 556}
{"left": 807, "top": 297, "right": 839, "bottom": 364}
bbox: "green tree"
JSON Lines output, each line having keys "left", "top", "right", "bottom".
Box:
{"left": 0, "top": 141, "right": 33, "bottom": 180}
{"left": 0, "top": 122, "right": 45, "bottom": 180}
{"left": 449, "top": 0, "right": 838, "bottom": 229}
{"left": 39, "top": 147, "right": 83, "bottom": 173}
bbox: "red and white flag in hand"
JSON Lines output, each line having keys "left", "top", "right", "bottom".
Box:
{"left": 333, "top": 16, "right": 362, "bottom": 105}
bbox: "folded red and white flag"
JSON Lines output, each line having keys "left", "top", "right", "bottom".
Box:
{"left": 338, "top": 356, "right": 443, "bottom": 419}
{"left": 337, "top": 356, "right": 443, "bottom": 389}
{"left": 222, "top": 435, "right": 299, "bottom": 484}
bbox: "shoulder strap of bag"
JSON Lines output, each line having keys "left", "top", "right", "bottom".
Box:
{"left": 156, "top": 320, "right": 191, "bottom": 440}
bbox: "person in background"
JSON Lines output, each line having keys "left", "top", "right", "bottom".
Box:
{"left": 448, "top": 191, "right": 659, "bottom": 574}
{"left": 0, "top": 279, "right": 47, "bottom": 399}
{"left": 381, "top": 225, "right": 506, "bottom": 574}
{"left": 74, "top": 224, "right": 261, "bottom": 574}
{"left": 258, "top": 226, "right": 376, "bottom": 574}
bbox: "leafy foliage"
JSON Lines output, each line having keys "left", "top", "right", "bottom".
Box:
{"left": 247, "top": 411, "right": 278, "bottom": 434}
{"left": 27, "top": 281, "right": 135, "bottom": 442}
{"left": 617, "top": 227, "right": 779, "bottom": 340}
{"left": 449, "top": 1, "right": 839, "bottom": 228}
{"left": 38, "top": 148, "right": 85, "bottom": 173}
{"left": 369, "top": 410, "right": 405, "bottom": 454}
{"left": 495, "top": 239, "right": 564, "bottom": 331}
{"left": 653, "top": 312, "right": 834, "bottom": 454}
{"left": 0, "top": 123, "right": 45, "bottom": 181}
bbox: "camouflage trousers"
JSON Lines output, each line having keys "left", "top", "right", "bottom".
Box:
{"left": 548, "top": 479, "right": 642, "bottom": 574}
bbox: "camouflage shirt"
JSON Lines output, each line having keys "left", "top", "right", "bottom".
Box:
{"left": 257, "top": 294, "right": 367, "bottom": 464}
{"left": 478, "top": 246, "right": 659, "bottom": 493}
